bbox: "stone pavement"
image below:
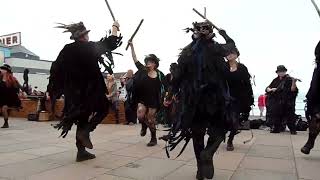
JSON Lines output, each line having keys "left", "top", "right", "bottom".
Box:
{"left": 0, "top": 118, "right": 319, "bottom": 180}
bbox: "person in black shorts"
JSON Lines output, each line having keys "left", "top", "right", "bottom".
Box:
{"left": 128, "top": 41, "right": 166, "bottom": 147}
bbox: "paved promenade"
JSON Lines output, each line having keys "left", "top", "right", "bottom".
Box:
{"left": 0, "top": 118, "right": 319, "bottom": 180}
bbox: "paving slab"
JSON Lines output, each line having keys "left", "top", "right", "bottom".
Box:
{"left": 27, "top": 163, "right": 110, "bottom": 180}
{"left": 164, "top": 164, "right": 233, "bottom": 180}
{"left": 37, "top": 149, "right": 108, "bottom": 166}
{"left": 91, "top": 174, "right": 134, "bottom": 180}
{"left": 239, "top": 156, "right": 296, "bottom": 174}
{"left": 0, "top": 152, "right": 38, "bottom": 166}
{"left": 254, "top": 134, "right": 292, "bottom": 146}
{"left": 295, "top": 155, "right": 320, "bottom": 180}
{"left": 0, "top": 118, "right": 319, "bottom": 180}
{"left": 231, "top": 168, "right": 297, "bottom": 180}
{"left": 82, "top": 153, "right": 139, "bottom": 170}
{"left": 291, "top": 135, "right": 320, "bottom": 151}
{"left": 0, "top": 158, "right": 62, "bottom": 179}
{"left": 247, "top": 144, "right": 294, "bottom": 160}
{"left": 111, "top": 142, "right": 163, "bottom": 158}
{"left": 21, "top": 146, "right": 69, "bottom": 156}
{"left": 108, "top": 157, "right": 185, "bottom": 180}
{"left": 188, "top": 151, "right": 245, "bottom": 171}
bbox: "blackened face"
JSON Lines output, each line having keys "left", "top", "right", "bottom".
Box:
{"left": 277, "top": 71, "right": 287, "bottom": 78}
{"left": 197, "top": 26, "right": 211, "bottom": 35}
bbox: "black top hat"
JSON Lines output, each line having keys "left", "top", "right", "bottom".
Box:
{"left": 226, "top": 46, "right": 240, "bottom": 57}
{"left": 56, "top": 22, "right": 90, "bottom": 40}
{"left": 144, "top": 54, "right": 160, "bottom": 68}
{"left": 276, "top": 65, "right": 287, "bottom": 73}
{"left": 0, "top": 64, "right": 12, "bottom": 73}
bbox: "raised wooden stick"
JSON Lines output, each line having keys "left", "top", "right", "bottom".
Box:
{"left": 126, "top": 19, "right": 144, "bottom": 50}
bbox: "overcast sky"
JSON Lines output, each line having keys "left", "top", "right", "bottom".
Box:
{"left": 1, "top": 0, "right": 320, "bottom": 95}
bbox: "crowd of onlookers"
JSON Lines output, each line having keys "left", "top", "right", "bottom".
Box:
{"left": 103, "top": 70, "right": 137, "bottom": 125}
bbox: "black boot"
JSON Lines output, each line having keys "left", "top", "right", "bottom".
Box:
{"left": 301, "top": 133, "right": 317, "bottom": 155}
{"left": 76, "top": 140, "right": 96, "bottom": 162}
{"left": 199, "top": 135, "right": 224, "bottom": 179}
{"left": 227, "top": 133, "right": 235, "bottom": 151}
{"left": 140, "top": 122, "right": 147, "bottom": 137}
{"left": 147, "top": 128, "right": 157, "bottom": 147}
{"left": 76, "top": 127, "right": 93, "bottom": 149}
{"left": 1, "top": 119, "right": 9, "bottom": 128}
{"left": 270, "top": 126, "right": 280, "bottom": 133}
{"left": 290, "top": 130, "right": 297, "bottom": 135}
{"left": 196, "top": 160, "right": 204, "bottom": 180}
{"left": 226, "top": 139, "right": 234, "bottom": 151}
{"left": 288, "top": 122, "right": 297, "bottom": 135}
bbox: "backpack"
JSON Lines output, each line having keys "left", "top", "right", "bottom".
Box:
{"left": 295, "top": 115, "right": 308, "bottom": 131}
{"left": 249, "top": 119, "right": 265, "bottom": 129}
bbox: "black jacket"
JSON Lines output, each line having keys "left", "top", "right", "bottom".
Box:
{"left": 170, "top": 33, "right": 236, "bottom": 127}
{"left": 49, "top": 35, "right": 120, "bottom": 113}
{"left": 306, "top": 40, "right": 320, "bottom": 113}
{"left": 131, "top": 61, "right": 167, "bottom": 107}
{"left": 266, "top": 75, "right": 298, "bottom": 109}
{"left": 226, "top": 63, "right": 254, "bottom": 112}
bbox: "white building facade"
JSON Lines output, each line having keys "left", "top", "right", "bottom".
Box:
{"left": 1, "top": 32, "right": 51, "bottom": 91}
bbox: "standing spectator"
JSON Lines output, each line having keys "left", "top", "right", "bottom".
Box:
{"left": 161, "top": 63, "right": 178, "bottom": 127}
{"left": 22, "top": 69, "right": 31, "bottom": 95}
{"left": 266, "top": 65, "right": 298, "bottom": 134}
{"left": 123, "top": 70, "right": 137, "bottom": 125}
{"left": 258, "top": 94, "right": 266, "bottom": 117}
{"left": 106, "top": 74, "right": 120, "bottom": 124}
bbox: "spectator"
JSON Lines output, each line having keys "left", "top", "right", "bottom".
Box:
{"left": 266, "top": 65, "right": 298, "bottom": 134}
{"left": 106, "top": 74, "right": 120, "bottom": 124}
{"left": 258, "top": 94, "right": 266, "bottom": 117}
{"left": 123, "top": 70, "right": 137, "bottom": 125}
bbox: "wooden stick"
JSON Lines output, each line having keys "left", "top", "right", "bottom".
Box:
{"left": 311, "top": 0, "right": 320, "bottom": 18}
{"left": 126, "top": 19, "right": 144, "bottom": 50}
{"left": 192, "top": 8, "right": 220, "bottom": 30}
{"left": 104, "top": 0, "right": 116, "bottom": 21}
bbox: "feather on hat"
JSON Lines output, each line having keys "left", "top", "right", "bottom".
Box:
{"left": 55, "top": 22, "right": 90, "bottom": 40}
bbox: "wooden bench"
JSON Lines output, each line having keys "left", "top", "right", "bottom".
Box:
{"left": 7, "top": 99, "right": 126, "bottom": 124}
